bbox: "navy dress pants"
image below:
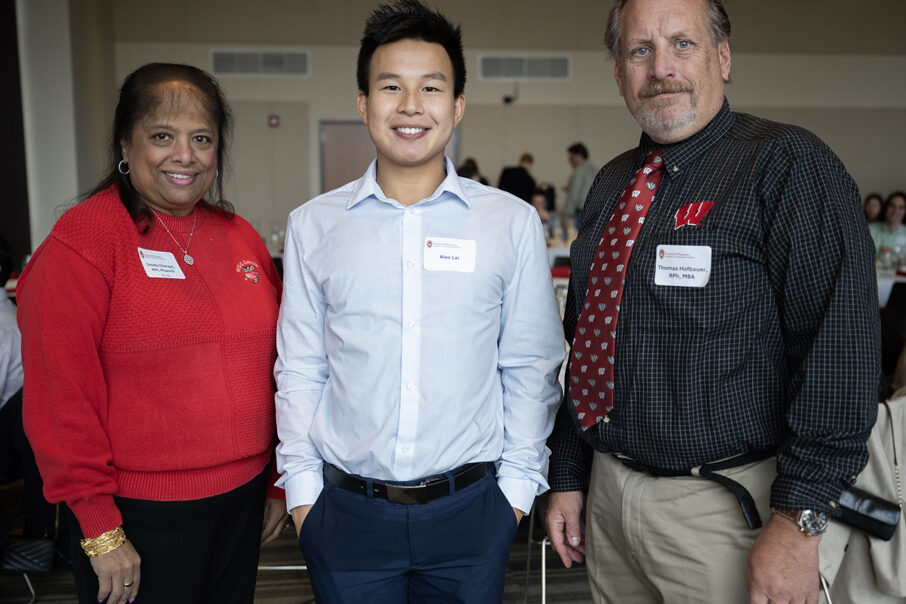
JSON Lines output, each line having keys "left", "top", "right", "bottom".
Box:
{"left": 299, "top": 466, "right": 520, "bottom": 603}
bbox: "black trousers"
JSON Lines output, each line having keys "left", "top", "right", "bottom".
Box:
{"left": 0, "top": 387, "right": 58, "bottom": 538}
{"left": 67, "top": 470, "right": 266, "bottom": 604}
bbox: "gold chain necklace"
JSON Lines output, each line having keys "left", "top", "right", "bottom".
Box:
{"left": 151, "top": 208, "right": 197, "bottom": 265}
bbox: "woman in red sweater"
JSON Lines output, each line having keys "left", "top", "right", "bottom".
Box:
{"left": 17, "top": 63, "right": 286, "bottom": 604}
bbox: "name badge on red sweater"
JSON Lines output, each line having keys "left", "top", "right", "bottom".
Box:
{"left": 137, "top": 247, "right": 186, "bottom": 279}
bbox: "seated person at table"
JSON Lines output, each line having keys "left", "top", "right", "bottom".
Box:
{"left": 869, "top": 191, "right": 906, "bottom": 260}
{"left": 863, "top": 192, "right": 883, "bottom": 224}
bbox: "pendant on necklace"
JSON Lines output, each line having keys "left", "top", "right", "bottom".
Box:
{"left": 184, "top": 254, "right": 194, "bottom": 265}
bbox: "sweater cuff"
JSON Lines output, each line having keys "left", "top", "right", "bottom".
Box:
{"left": 266, "top": 456, "right": 286, "bottom": 501}
{"left": 69, "top": 495, "right": 123, "bottom": 539}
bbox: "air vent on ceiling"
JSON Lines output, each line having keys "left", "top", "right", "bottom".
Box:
{"left": 211, "top": 50, "right": 310, "bottom": 77}
{"left": 478, "top": 54, "right": 570, "bottom": 81}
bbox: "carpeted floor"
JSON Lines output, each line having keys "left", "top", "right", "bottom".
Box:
{"left": 1, "top": 484, "right": 591, "bottom": 603}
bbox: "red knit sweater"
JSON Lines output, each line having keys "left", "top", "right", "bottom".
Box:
{"left": 18, "top": 187, "right": 282, "bottom": 538}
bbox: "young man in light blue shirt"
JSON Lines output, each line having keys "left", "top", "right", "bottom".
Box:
{"left": 274, "top": 0, "right": 565, "bottom": 601}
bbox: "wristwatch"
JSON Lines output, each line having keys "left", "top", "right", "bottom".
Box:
{"left": 772, "top": 508, "right": 829, "bottom": 536}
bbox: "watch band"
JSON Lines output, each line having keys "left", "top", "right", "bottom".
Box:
{"left": 772, "top": 509, "right": 800, "bottom": 525}
{"left": 771, "top": 508, "right": 828, "bottom": 536}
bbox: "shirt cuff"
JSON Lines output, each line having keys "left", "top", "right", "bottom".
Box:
{"left": 770, "top": 475, "right": 848, "bottom": 517}
{"left": 281, "top": 468, "right": 324, "bottom": 513}
{"left": 69, "top": 495, "right": 123, "bottom": 539}
{"left": 497, "top": 475, "right": 543, "bottom": 514}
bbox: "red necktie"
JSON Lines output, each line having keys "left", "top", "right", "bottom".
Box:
{"left": 569, "top": 149, "right": 664, "bottom": 429}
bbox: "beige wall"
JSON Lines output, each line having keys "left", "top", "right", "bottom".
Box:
{"left": 18, "top": 1, "right": 905, "bottom": 246}
{"left": 70, "top": 0, "right": 115, "bottom": 192}
{"left": 111, "top": 0, "right": 906, "bottom": 55}
{"left": 228, "top": 100, "right": 310, "bottom": 242}
{"left": 18, "top": 0, "right": 80, "bottom": 246}
{"left": 114, "top": 39, "right": 906, "bottom": 209}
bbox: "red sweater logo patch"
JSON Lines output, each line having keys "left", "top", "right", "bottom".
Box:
{"left": 674, "top": 201, "right": 714, "bottom": 229}
{"left": 236, "top": 260, "right": 261, "bottom": 284}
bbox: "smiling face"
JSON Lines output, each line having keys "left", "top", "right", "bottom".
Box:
{"left": 120, "top": 84, "right": 218, "bottom": 216}
{"left": 614, "top": 0, "right": 730, "bottom": 144}
{"left": 357, "top": 39, "right": 465, "bottom": 176}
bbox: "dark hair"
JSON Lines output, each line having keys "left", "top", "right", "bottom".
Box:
{"left": 0, "top": 233, "right": 12, "bottom": 285}
{"left": 604, "top": 0, "right": 731, "bottom": 59}
{"left": 458, "top": 157, "right": 479, "bottom": 179}
{"left": 863, "top": 192, "right": 883, "bottom": 222}
{"left": 883, "top": 191, "right": 906, "bottom": 225}
{"left": 86, "top": 63, "right": 234, "bottom": 229}
{"left": 568, "top": 143, "right": 589, "bottom": 159}
{"left": 357, "top": 0, "right": 466, "bottom": 97}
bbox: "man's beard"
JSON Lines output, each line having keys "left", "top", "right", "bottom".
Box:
{"left": 634, "top": 81, "right": 697, "bottom": 137}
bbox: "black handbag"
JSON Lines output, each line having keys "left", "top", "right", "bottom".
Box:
{"left": 835, "top": 401, "right": 902, "bottom": 541}
{"left": 837, "top": 485, "right": 900, "bottom": 541}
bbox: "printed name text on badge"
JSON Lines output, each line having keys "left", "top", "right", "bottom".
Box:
{"left": 423, "top": 237, "right": 476, "bottom": 273}
{"left": 654, "top": 245, "right": 711, "bottom": 288}
{"left": 138, "top": 247, "right": 186, "bottom": 279}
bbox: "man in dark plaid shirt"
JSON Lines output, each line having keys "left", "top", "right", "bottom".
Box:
{"left": 544, "top": 0, "right": 881, "bottom": 602}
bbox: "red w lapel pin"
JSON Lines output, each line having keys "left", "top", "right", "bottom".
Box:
{"left": 674, "top": 201, "right": 714, "bottom": 229}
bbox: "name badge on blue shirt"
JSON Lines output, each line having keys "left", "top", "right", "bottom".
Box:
{"left": 423, "top": 237, "right": 476, "bottom": 273}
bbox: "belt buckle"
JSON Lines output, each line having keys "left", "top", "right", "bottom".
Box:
{"left": 386, "top": 484, "right": 429, "bottom": 505}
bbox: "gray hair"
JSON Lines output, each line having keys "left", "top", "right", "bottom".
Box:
{"left": 604, "top": 0, "right": 731, "bottom": 59}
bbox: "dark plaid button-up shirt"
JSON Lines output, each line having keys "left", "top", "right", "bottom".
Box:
{"left": 549, "top": 99, "right": 881, "bottom": 513}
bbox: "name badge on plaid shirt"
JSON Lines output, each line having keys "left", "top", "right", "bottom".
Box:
{"left": 654, "top": 245, "right": 711, "bottom": 288}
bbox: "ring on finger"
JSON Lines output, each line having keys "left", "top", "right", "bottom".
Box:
{"left": 123, "top": 581, "right": 133, "bottom": 587}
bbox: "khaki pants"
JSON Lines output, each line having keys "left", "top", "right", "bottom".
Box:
{"left": 585, "top": 451, "right": 775, "bottom": 604}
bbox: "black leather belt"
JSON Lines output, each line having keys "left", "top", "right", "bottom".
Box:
{"left": 323, "top": 462, "right": 490, "bottom": 505}
{"left": 615, "top": 449, "right": 775, "bottom": 530}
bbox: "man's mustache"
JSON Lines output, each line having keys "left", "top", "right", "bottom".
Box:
{"left": 639, "top": 81, "right": 693, "bottom": 98}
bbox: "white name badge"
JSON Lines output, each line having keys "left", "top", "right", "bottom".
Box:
{"left": 137, "top": 247, "right": 186, "bottom": 279}
{"left": 423, "top": 237, "right": 476, "bottom": 273}
{"left": 654, "top": 245, "right": 711, "bottom": 288}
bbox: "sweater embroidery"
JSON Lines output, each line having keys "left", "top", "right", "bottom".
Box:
{"left": 236, "top": 260, "right": 261, "bottom": 284}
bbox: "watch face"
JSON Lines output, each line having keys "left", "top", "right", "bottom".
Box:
{"left": 800, "top": 510, "right": 829, "bottom": 536}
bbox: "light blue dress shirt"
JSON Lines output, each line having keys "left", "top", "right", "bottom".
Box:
{"left": 275, "top": 158, "right": 566, "bottom": 514}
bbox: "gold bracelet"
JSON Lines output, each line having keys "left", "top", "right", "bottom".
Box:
{"left": 80, "top": 526, "right": 127, "bottom": 558}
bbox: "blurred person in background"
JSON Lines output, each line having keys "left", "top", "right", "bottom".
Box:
{"left": 869, "top": 191, "right": 906, "bottom": 260}
{"left": 498, "top": 152, "right": 536, "bottom": 202}
{"left": 562, "top": 142, "right": 598, "bottom": 230}
{"left": 863, "top": 192, "right": 883, "bottom": 223}
{"left": 457, "top": 156, "right": 488, "bottom": 184}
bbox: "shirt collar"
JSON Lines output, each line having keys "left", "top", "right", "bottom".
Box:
{"left": 347, "top": 157, "right": 470, "bottom": 210}
{"left": 638, "top": 97, "right": 735, "bottom": 179}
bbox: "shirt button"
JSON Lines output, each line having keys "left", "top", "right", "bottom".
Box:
{"left": 829, "top": 500, "right": 838, "bottom": 509}
{"left": 603, "top": 416, "right": 611, "bottom": 423}
{"left": 407, "top": 260, "right": 415, "bottom": 268}
{"left": 408, "top": 321, "right": 416, "bottom": 329}
{"left": 407, "top": 383, "right": 414, "bottom": 391}
{"left": 407, "top": 208, "right": 415, "bottom": 215}
{"left": 401, "top": 446, "right": 410, "bottom": 454}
